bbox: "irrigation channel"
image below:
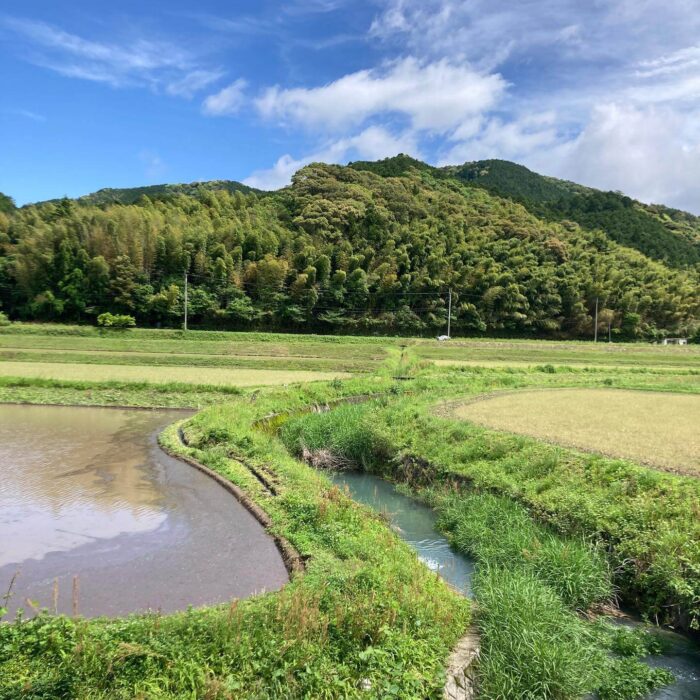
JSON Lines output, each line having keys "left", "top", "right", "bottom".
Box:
{"left": 0, "top": 404, "right": 288, "bottom": 618}
{"left": 324, "top": 469, "right": 700, "bottom": 699}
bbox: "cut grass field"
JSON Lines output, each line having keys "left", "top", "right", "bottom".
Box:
{"left": 430, "top": 358, "right": 700, "bottom": 373}
{"left": 0, "top": 347, "right": 373, "bottom": 373}
{"left": 0, "top": 324, "right": 389, "bottom": 391}
{"left": 0, "top": 324, "right": 392, "bottom": 359}
{"left": 415, "top": 338, "right": 700, "bottom": 370}
{"left": 0, "top": 360, "right": 351, "bottom": 387}
{"left": 453, "top": 388, "right": 700, "bottom": 475}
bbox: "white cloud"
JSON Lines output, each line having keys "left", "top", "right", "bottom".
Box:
{"left": 243, "top": 126, "right": 419, "bottom": 190}
{"left": 370, "top": 0, "right": 700, "bottom": 68}
{"left": 628, "top": 45, "right": 700, "bottom": 105}
{"left": 166, "top": 70, "right": 225, "bottom": 98}
{"left": 3, "top": 108, "right": 46, "bottom": 122}
{"left": 637, "top": 45, "right": 700, "bottom": 79}
{"left": 255, "top": 57, "right": 506, "bottom": 134}
{"left": 435, "top": 101, "right": 700, "bottom": 212}
{"left": 545, "top": 104, "right": 700, "bottom": 212}
{"left": 2, "top": 16, "right": 223, "bottom": 97}
{"left": 439, "top": 112, "right": 561, "bottom": 165}
{"left": 202, "top": 79, "right": 248, "bottom": 115}
{"left": 362, "top": 0, "right": 700, "bottom": 213}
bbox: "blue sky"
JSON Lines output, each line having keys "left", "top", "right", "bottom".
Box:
{"left": 2, "top": 0, "right": 700, "bottom": 212}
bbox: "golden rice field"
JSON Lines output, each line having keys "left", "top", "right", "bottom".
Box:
{"left": 453, "top": 388, "right": 700, "bottom": 476}
{"left": 0, "top": 361, "right": 350, "bottom": 387}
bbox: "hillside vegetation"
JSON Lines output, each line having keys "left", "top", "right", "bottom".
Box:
{"left": 354, "top": 156, "right": 700, "bottom": 268}
{"left": 0, "top": 157, "right": 698, "bottom": 338}
{"left": 447, "top": 159, "right": 700, "bottom": 268}
{"left": 73, "top": 179, "right": 259, "bottom": 206}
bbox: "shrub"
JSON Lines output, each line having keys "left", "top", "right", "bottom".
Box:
{"left": 97, "top": 312, "right": 136, "bottom": 329}
{"left": 280, "top": 403, "right": 392, "bottom": 472}
{"left": 0, "top": 311, "right": 10, "bottom": 326}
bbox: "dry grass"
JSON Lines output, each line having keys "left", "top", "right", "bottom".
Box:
{"left": 453, "top": 388, "right": 700, "bottom": 475}
{"left": 0, "top": 361, "right": 350, "bottom": 388}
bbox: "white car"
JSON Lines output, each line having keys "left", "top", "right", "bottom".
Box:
{"left": 437, "top": 335, "right": 450, "bottom": 341}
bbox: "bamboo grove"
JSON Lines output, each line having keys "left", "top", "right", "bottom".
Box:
{"left": 0, "top": 159, "right": 697, "bottom": 338}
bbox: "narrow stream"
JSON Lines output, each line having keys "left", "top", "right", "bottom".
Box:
{"left": 325, "top": 469, "right": 700, "bottom": 700}
{"left": 326, "top": 470, "right": 475, "bottom": 596}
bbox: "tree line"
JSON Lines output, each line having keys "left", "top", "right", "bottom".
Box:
{"left": 0, "top": 162, "right": 697, "bottom": 339}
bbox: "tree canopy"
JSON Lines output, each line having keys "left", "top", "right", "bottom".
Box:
{"left": 0, "top": 160, "right": 697, "bottom": 338}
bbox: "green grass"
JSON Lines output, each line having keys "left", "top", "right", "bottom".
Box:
{"left": 0, "top": 360, "right": 351, "bottom": 387}
{"left": 275, "top": 367, "right": 700, "bottom": 633}
{"left": 0, "top": 323, "right": 393, "bottom": 356}
{"left": 413, "top": 337, "right": 700, "bottom": 370}
{"left": 0, "top": 324, "right": 392, "bottom": 394}
{"left": 0, "top": 347, "right": 376, "bottom": 373}
{"left": 4, "top": 322, "right": 699, "bottom": 376}
{"left": 437, "top": 492, "right": 612, "bottom": 611}
{"left": 279, "top": 396, "right": 678, "bottom": 698}
{"left": 0, "top": 375, "right": 470, "bottom": 699}
{"left": 0, "top": 376, "right": 243, "bottom": 408}
{"left": 474, "top": 568, "right": 671, "bottom": 700}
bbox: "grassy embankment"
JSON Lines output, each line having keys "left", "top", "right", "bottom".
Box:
{"left": 1, "top": 374, "right": 472, "bottom": 699}
{"left": 413, "top": 336, "right": 700, "bottom": 371}
{"left": 279, "top": 364, "right": 699, "bottom": 698}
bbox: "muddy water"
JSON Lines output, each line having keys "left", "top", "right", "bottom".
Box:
{"left": 0, "top": 404, "right": 288, "bottom": 617}
{"left": 326, "top": 469, "right": 700, "bottom": 700}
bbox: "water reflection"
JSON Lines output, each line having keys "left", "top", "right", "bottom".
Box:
{"left": 0, "top": 404, "right": 288, "bottom": 617}
{"left": 1, "top": 406, "right": 173, "bottom": 566}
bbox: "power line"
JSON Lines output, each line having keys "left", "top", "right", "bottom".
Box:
{"left": 178, "top": 273, "right": 490, "bottom": 302}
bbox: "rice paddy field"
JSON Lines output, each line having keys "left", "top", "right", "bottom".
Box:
{"left": 453, "top": 388, "right": 700, "bottom": 475}
{"left": 0, "top": 323, "right": 698, "bottom": 380}
{"left": 2, "top": 322, "right": 700, "bottom": 699}
{"left": 0, "top": 360, "right": 351, "bottom": 387}
{"left": 414, "top": 337, "right": 700, "bottom": 370}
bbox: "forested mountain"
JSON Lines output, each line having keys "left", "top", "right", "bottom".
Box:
{"left": 0, "top": 192, "right": 15, "bottom": 215}
{"left": 353, "top": 157, "right": 700, "bottom": 268}
{"left": 453, "top": 160, "right": 700, "bottom": 268}
{"left": 55, "top": 179, "right": 260, "bottom": 207}
{"left": 0, "top": 159, "right": 698, "bottom": 338}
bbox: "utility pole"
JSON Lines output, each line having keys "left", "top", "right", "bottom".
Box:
{"left": 593, "top": 296, "right": 599, "bottom": 343}
{"left": 183, "top": 271, "right": 188, "bottom": 331}
{"left": 447, "top": 288, "right": 452, "bottom": 339}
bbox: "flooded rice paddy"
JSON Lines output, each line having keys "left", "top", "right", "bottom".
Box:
{"left": 0, "top": 404, "right": 288, "bottom": 618}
